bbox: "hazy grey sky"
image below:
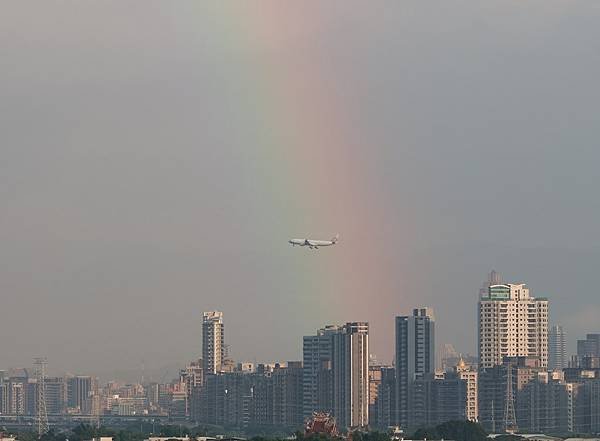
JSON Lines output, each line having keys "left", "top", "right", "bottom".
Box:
{"left": 1, "top": 1, "right": 599, "bottom": 380}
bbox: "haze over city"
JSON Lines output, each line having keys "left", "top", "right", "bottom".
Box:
{"left": 2, "top": 1, "right": 600, "bottom": 380}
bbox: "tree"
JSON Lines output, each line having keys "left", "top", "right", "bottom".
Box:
{"left": 70, "top": 424, "right": 99, "bottom": 441}
{"left": 352, "top": 431, "right": 390, "bottom": 441}
{"left": 412, "top": 421, "right": 487, "bottom": 441}
{"left": 296, "top": 433, "right": 335, "bottom": 441}
{"left": 436, "top": 420, "right": 487, "bottom": 441}
{"left": 412, "top": 427, "right": 440, "bottom": 440}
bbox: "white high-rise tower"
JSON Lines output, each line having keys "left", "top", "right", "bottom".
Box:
{"left": 478, "top": 283, "right": 549, "bottom": 368}
{"left": 202, "top": 311, "right": 224, "bottom": 374}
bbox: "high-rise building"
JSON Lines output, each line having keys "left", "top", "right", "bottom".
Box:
{"left": 569, "top": 354, "right": 600, "bottom": 370}
{"left": 478, "top": 357, "right": 542, "bottom": 433}
{"left": 516, "top": 371, "right": 571, "bottom": 433}
{"left": 181, "top": 359, "right": 203, "bottom": 418}
{"left": 368, "top": 365, "right": 382, "bottom": 421}
{"left": 251, "top": 369, "right": 274, "bottom": 427}
{"left": 25, "top": 378, "right": 37, "bottom": 416}
{"left": 197, "top": 365, "right": 303, "bottom": 430}
{"left": 478, "top": 283, "right": 549, "bottom": 369}
{"left": 271, "top": 362, "right": 304, "bottom": 428}
{"left": 157, "top": 383, "right": 172, "bottom": 412}
{"left": 302, "top": 325, "right": 339, "bottom": 418}
{"left": 454, "top": 358, "right": 478, "bottom": 422}
{"left": 45, "top": 377, "right": 66, "bottom": 415}
{"left": 565, "top": 381, "right": 584, "bottom": 433}
{"left": 575, "top": 377, "right": 600, "bottom": 434}
{"left": 0, "top": 381, "right": 8, "bottom": 414}
{"left": 6, "top": 371, "right": 28, "bottom": 416}
{"left": 145, "top": 383, "right": 160, "bottom": 410}
{"left": 557, "top": 368, "right": 600, "bottom": 433}
{"left": 577, "top": 334, "right": 600, "bottom": 358}
{"left": 67, "top": 376, "right": 96, "bottom": 414}
{"left": 199, "top": 373, "right": 247, "bottom": 426}
{"left": 169, "top": 381, "right": 188, "bottom": 419}
{"left": 9, "top": 381, "right": 25, "bottom": 415}
{"left": 332, "top": 322, "right": 369, "bottom": 429}
{"left": 411, "top": 372, "right": 467, "bottom": 427}
{"left": 202, "top": 311, "right": 225, "bottom": 374}
{"left": 302, "top": 323, "right": 369, "bottom": 429}
{"left": 370, "top": 366, "right": 395, "bottom": 429}
{"left": 439, "top": 344, "right": 459, "bottom": 371}
{"left": 549, "top": 325, "right": 567, "bottom": 371}
{"left": 316, "top": 361, "right": 334, "bottom": 415}
{"left": 395, "top": 308, "right": 435, "bottom": 428}
{"left": 479, "top": 270, "right": 503, "bottom": 299}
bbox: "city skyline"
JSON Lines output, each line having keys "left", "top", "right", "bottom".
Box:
{"left": 0, "top": 273, "right": 589, "bottom": 380}
{"left": 1, "top": 284, "right": 592, "bottom": 384}
{"left": 1, "top": 289, "right": 598, "bottom": 434}
{"left": 0, "top": 270, "right": 583, "bottom": 379}
{"left": 3, "top": 1, "right": 600, "bottom": 375}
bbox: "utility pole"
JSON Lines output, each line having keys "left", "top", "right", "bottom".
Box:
{"left": 491, "top": 399, "right": 495, "bottom": 433}
{"left": 34, "top": 358, "right": 49, "bottom": 437}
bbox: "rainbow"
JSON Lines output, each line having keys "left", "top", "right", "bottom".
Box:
{"left": 189, "top": 3, "right": 418, "bottom": 361}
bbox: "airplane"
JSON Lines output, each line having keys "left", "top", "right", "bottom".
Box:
{"left": 289, "top": 234, "right": 339, "bottom": 249}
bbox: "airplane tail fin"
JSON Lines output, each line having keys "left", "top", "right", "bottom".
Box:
{"left": 331, "top": 234, "right": 339, "bottom": 243}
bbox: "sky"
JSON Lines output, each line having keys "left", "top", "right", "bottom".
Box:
{"left": 1, "top": 1, "right": 599, "bottom": 380}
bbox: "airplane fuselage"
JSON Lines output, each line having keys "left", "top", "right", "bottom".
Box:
{"left": 289, "top": 235, "right": 338, "bottom": 249}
